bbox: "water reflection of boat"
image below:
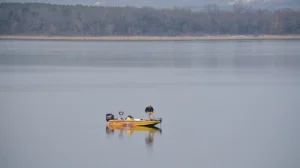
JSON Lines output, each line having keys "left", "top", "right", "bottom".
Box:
{"left": 106, "top": 125, "right": 162, "bottom": 135}
{"left": 106, "top": 125, "right": 162, "bottom": 146}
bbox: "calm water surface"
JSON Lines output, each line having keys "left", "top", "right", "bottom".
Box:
{"left": 0, "top": 40, "right": 299, "bottom": 168}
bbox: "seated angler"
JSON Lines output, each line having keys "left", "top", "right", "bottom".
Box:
{"left": 125, "top": 115, "right": 134, "bottom": 121}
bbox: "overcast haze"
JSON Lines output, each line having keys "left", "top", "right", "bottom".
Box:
{"left": 0, "top": 0, "right": 299, "bottom": 9}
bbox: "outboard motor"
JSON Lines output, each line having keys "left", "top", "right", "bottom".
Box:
{"left": 106, "top": 113, "right": 114, "bottom": 121}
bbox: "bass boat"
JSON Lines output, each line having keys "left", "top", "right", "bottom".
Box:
{"left": 106, "top": 111, "right": 162, "bottom": 127}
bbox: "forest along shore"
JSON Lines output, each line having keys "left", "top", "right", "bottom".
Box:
{"left": 1, "top": 35, "right": 300, "bottom": 41}
{"left": 1, "top": 3, "right": 300, "bottom": 37}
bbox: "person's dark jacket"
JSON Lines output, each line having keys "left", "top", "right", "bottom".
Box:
{"left": 145, "top": 106, "right": 154, "bottom": 113}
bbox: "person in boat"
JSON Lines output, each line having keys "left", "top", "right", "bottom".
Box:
{"left": 145, "top": 105, "right": 155, "bottom": 120}
{"left": 125, "top": 115, "right": 134, "bottom": 121}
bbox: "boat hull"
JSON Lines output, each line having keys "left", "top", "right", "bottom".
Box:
{"left": 106, "top": 125, "right": 161, "bottom": 132}
{"left": 107, "top": 118, "right": 162, "bottom": 127}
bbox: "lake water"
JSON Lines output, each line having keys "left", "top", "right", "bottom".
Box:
{"left": 0, "top": 40, "right": 299, "bottom": 168}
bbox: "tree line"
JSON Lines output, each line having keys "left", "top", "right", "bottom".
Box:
{"left": 0, "top": 2, "right": 300, "bottom": 36}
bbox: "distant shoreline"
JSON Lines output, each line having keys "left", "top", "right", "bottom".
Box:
{"left": 1, "top": 35, "right": 300, "bottom": 41}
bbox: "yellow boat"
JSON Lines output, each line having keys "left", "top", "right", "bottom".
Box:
{"left": 106, "top": 112, "right": 162, "bottom": 127}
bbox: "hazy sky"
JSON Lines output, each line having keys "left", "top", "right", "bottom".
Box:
{"left": 0, "top": 0, "right": 298, "bottom": 9}
{"left": 0, "top": 0, "right": 225, "bottom": 7}
{"left": 0, "top": 0, "right": 230, "bottom": 9}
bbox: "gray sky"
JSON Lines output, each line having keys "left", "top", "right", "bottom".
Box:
{"left": 0, "top": 0, "right": 299, "bottom": 9}
{"left": 0, "top": 0, "right": 228, "bottom": 7}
